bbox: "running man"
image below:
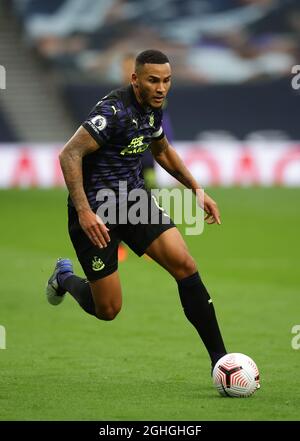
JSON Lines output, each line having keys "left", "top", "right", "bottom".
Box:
{"left": 46, "top": 49, "right": 227, "bottom": 372}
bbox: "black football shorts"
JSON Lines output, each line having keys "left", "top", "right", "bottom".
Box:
{"left": 68, "top": 191, "right": 175, "bottom": 281}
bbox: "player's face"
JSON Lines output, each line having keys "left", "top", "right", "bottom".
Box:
{"left": 132, "top": 63, "right": 171, "bottom": 109}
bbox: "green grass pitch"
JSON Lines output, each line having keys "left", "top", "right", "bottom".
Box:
{"left": 0, "top": 187, "right": 299, "bottom": 421}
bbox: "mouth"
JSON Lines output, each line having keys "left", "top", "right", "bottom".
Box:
{"left": 153, "top": 96, "right": 164, "bottom": 103}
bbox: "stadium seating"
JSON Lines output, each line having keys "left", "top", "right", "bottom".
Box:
{"left": 6, "top": 0, "right": 300, "bottom": 141}
{"left": 12, "top": 0, "right": 300, "bottom": 85}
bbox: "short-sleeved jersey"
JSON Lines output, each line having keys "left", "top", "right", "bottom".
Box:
{"left": 76, "top": 85, "right": 164, "bottom": 210}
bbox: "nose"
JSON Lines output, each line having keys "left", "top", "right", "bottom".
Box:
{"left": 157, "top": 82, "right": 166, "bottom": 94}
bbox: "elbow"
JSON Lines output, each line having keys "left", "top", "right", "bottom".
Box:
{"left": 58, "top": 149, "right": 65, "bottom": 164}
{"left": 59, "top": 147, "right": 70, "bottom": 166}
{"left": 59, "top": 145, "right": 81, "bottom": 167}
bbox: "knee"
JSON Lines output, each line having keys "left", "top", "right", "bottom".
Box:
{"left": 95, "top": 304, "right": 121, "bottom": 321}
{"left": 173, "top": 254, "right": 197, "bottom": 280}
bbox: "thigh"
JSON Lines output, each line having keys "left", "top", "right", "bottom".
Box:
{"left": 68, "top": 205, "right": 120, "bottom": 281}
{"left": 89, "top": 270, "right": 122, "bottom": 312}
{"left": 145, "top": 227, "right": 197, "bottom": 279}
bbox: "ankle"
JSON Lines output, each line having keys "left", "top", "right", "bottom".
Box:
{"left": 58, "top": 271, "right": 73, "bottom": 288}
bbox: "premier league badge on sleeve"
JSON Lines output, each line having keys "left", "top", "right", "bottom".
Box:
{"left": 91, "top": 115, "right": 107, "bottom": 131}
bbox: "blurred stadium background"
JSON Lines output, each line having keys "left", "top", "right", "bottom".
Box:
{"left": 1, "top": 0, "right": 300, "bottom": 186}
{"left": 1, "top": 0, "right": 300, "bottom": 421}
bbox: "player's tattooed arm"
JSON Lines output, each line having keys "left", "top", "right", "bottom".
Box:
{"left": 151, "top": 136, "right": 221, "bottom": 225}
{"left": 59, "top": 126, "right": 110, "bottom": 247}
{"left": 59, "top": 126, "right": 99, "bottom": 212}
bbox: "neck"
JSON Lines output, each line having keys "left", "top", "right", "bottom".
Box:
{"left": 132, "top": 84, "right": 147, "bottom": 109}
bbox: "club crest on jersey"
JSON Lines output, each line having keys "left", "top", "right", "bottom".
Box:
{"left": 149, "top": 113, "right": 155, "bottom": 127}
{"left": 90, "top": 115, "right": 107, "bottom": 131}
{"left": 120, "top": 136, "right": 149, "bottom": 155}
{"left": 92, "top": 256, "right": 105, "bottom": 271}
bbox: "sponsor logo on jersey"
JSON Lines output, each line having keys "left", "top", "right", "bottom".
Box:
{"left": 120, "top": 136, "right": 149, "bottom": 155}
{"left": 92, "top": 256, "right": 105, "bottom": 271}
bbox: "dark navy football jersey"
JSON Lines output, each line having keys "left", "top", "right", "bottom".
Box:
{"left": 78, "top": 85, "right": 164, "bottom": 210}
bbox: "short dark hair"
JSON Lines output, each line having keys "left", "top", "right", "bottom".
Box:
{"left": 135, "top": 50, "right": 169, "bottom": 69}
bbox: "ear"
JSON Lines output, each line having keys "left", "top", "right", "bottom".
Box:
{"left": 131, "top": 72, "right": 138, "bottom": 88}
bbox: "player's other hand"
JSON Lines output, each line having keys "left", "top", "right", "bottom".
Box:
{"left": 78, "top": 209, "right": 110, "bottom": 248}
{"left": 198, "top": 192, "right": 221, "bottom": 225}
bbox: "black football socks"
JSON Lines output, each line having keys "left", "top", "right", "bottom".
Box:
{"left": 59, "top": 274, "right": 96, "bottom": 316}
{"left": 177, "top": 271, "right": 227, "bottom": 367}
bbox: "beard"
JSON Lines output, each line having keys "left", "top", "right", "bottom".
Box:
{"left": 138, "top": 88, "right": 152, "bottom": 107}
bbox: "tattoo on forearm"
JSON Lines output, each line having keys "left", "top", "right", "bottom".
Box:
{"left": 60, "top": 152, "right": 90, "bottom": 211}
{"left": 59, "top": 126, "right": 99, "bottom": 212}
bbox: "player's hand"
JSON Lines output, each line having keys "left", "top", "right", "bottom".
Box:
{"left": 198, "top": 192, "right": 221, "bottom": 225}
{"left": 78, "top": 209, "right": 110, "bottom": 248}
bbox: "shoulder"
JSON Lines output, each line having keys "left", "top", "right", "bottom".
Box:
{"left": 91, "top": 87, "right": 130, "bottom": 123}
{"left": 83, "top": 87, "right": 130, "bottom": 141}
{"left": 96, "top": 86, "right": 129, "bottom": 111}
